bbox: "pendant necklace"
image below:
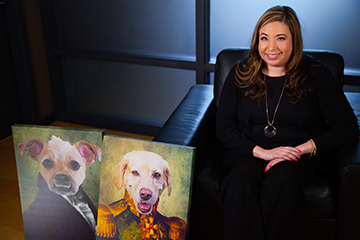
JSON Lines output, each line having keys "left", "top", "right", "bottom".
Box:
{"left": 264, "top": 76, "right": 287, "bottom": 138}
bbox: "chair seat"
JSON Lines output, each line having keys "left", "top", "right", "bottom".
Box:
{"left": 297, "top": 175, "right": 337, "bottom": 219}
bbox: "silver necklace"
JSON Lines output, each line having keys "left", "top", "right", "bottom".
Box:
{"left": 264, "top": 76, "right": 287, "bottom": 138}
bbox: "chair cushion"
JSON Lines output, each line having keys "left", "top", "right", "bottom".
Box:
{"left": 296, "top": 175, "right": 337, "bottom": 219}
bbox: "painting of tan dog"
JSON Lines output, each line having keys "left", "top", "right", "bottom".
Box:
{"left": 12, "top": 125, "right": 103, "bottom": 240}
{"left": 96, "top": 135, "right": 195, "bottom": 240}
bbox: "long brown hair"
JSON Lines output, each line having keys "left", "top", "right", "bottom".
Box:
{"left": 236, "top": 6, "right": 312, "bottom": 101}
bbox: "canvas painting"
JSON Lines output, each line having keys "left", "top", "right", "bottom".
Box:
{"left": 96, "top": 135, "right": 195, "bottom": 240}
{"left": 12, "top": 124, "right": 103, "bottom": 240}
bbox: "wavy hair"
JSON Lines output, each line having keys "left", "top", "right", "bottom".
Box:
{"left": 236, "top": 6, "right": 312, "bottom": 101}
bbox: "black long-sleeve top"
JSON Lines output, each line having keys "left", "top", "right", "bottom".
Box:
{"left": 216, "top": 55, "right": 359, "bottom": 164}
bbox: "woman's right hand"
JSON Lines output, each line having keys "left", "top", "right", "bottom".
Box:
{"left": 253, "top": 145, "right": 301, "bottom": 162}
{"left": 253, "top": 145, "right": 302, "bottom": 172}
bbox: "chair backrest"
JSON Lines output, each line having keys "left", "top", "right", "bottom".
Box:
{"left": 213, "top": 48, "right": 344, "bottom": 108}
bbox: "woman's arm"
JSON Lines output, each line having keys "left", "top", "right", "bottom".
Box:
{"left": 216, "top": 64, "right": 257, "bottom": 157}
{"left": 255, "top": 140, "right": 314, "bottom": 172}
{"left": 311, "top": 63, "right": 359, "bottom": 151}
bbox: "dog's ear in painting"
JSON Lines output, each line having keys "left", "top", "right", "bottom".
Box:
{"left": 73, "top": 140, "right": 102, "bottom": 164}
{"left": 163, "top": 162, "right": 172, "bottom": 196}
{"left": 115, "top": 153, "right": 131, "bottom": 190}
{"left": 17, "top": 139, "right": 46, "bottom": 161}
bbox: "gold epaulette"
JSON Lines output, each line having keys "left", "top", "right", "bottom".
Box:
{"left": 166, "top": 217, "right": 187, "bottom": 240}
{"left": 96, "top": 199, "right": 129, "bottom": 238}
{"left": 97, "top": 203, "right": 116, "bottom": 238}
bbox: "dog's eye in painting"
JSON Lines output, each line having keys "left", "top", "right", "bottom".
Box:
{"left": 42, "top": 159, "right": 53, "bottom": 169}
{"left": 153, "top": 172, "right": 161, "bottom": 179}
{"left": 69, "top": 160, "right": 81, "bottom": 171}
{"left": 131, "top": 170, "right": 139, "bottom": 176}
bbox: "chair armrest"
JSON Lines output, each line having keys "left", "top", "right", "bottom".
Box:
{"left": 336, "top": 139, "right": 360, "bottom": 240}
{"left": 153, "top": 84, "right": 214, "bottom": 147}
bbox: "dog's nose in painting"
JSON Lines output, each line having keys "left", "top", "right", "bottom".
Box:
{"left": 55, "top": 174, "right": 70, "bottom": 183}
{"left": 140, "top": 188, "right": 152, "bottom": 200}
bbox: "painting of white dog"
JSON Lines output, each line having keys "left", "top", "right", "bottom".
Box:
{"left": 96, "top": 135, "right": 195, "bottom": 240}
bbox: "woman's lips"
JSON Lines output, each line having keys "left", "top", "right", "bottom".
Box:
{"left": 266, "top": 53, "right": 281, "bottom": 60}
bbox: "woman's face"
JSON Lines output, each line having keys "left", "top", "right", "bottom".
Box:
{"left": 258, "top": 21, "right": 293, "bottom": 76}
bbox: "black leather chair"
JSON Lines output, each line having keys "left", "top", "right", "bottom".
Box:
{"left": 154, "top": 48, "right": 360, "bottom": 240}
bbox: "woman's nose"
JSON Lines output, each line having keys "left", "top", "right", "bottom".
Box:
{"left": 268, "top": 39, "right": 277, "bottom": 51}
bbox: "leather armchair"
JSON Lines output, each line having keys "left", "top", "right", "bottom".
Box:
{"left": 153, "top": 48, "right": 360, "bottom": 240}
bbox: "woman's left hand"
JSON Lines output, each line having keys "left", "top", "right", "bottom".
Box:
{"left": 263, "top": 140, "right": 315, "bottom": 172}
{"left": 264, "top": 157, "right": 298, "bottom": 172}
{"left": 253, "top": 146, "right": 301, "bottom": 162}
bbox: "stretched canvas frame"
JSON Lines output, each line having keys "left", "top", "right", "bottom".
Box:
{"left": 12, "top": 124, "right": 103, "bottom": 239}
{"left": 96, "top": 135, "right": 195, "bottom": 240}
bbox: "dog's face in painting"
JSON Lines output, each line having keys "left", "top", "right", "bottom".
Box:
{"left": 18, "top": 136, "right": 102, "bottom": 196}
{"left": 115, "top": 151, "right": 171, "bottom": 215}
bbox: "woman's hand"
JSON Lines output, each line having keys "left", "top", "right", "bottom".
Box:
{"left": 253, "top": 146, "right": 301, "bottom": 161}
{"left": 253, "top": 140, "right": 316, "bottom": 172}
{"left": 252, "top": 145, "right": 302, "bottom": 172}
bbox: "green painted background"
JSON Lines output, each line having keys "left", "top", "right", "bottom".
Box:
{"left": 12, "top": 124, "right": 104, "bottom": 213}
{"left": 98, "top": 135, "right": 195, "bottom": 223}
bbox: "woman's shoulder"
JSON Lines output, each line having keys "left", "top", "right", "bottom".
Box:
{"left": 302, "top": 53, "right": 332, "bottom": 73}
{"left": 302, "top": 53, "right": 340, "bottom": 90}
{"left": 299, "top": 53, "right": 334, "bottom": 80}
{"left": 231, "top": 57, "right": 251, "bottom": 81}
{"left": 236, "top": 56, "right": 250, "bottom": 68}
{"left": 222, "top": 61, "right": 250, "bottom": 92}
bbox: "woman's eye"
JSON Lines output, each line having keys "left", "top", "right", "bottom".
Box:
{"left": 277, "top": 37, "right": 285, "bottom": 41}
{"left": 260, "top": 37, "right": 268, "bottom": 41}
{"left": 42, "top": 159, "right": 53, "bottom": 169}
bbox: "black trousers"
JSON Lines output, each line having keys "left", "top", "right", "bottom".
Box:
{"left": 220, "top": 149, "right": 322, "bottom": 240}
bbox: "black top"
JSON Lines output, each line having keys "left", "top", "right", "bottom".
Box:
{"left": 249, "top": 75, "right": 307, "bottom": 149}
{"left": 216, "top": 56, "right": 359, "bottom": 164}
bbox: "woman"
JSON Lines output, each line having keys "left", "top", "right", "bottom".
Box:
{"left": 216, "top": 6, "right": 359, "bottom": 240}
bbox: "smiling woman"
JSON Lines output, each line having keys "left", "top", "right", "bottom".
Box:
{"left": 258, "top": 21, "right": 293, "bottom": 76}
{"left": 216, "top": 5, "right": 359, "bottom": 240}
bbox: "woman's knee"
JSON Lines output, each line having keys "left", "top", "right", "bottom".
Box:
{"left": 261, "top": 161, "right": 307, "bottom": 202}
{"left": 221, "top": 160, "right": 265, "bottom": 201}
{"left": 265, "top": 161, "right": 303, "bottom": 182}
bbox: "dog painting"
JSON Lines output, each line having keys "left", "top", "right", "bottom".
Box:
{"left": 96, "top": 135, "right": 195, "bottom": 240}
{"left": 12, "top": 125, "right": 103, "bottom": 240}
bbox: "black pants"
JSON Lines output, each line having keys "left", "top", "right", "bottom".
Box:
{"left": 220, "top": 149, "right": 322, "bottom": 240}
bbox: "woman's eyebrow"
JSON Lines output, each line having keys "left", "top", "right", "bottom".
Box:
{"left": 259, "top": 32, "right": 287, "bottom": 37}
